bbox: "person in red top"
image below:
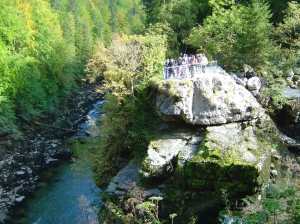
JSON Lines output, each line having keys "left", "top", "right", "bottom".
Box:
{"left": 189, "top": 54, "right": 196, "bottom": 78}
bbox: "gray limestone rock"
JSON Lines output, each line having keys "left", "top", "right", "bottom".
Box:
{"left": 282, "top": 88, "right": 300, "bottom": 99}
{"left": 15, "top": 196, "right": 25, "bottom": 203}
{"left": 106, "top": 163, "right": 140, "bottom": 196}
{"left": 157, "top": 73, "right": 264, "bottom": 125}
{"left": 232, "top": 74, "right": 247, "bottom": 87}
{"left": 140, "top": 139, "right": 186, "bottom": 178}
{"left": 247, "top": 76, "right": 261, "bottom": 91}
{"left": 106, "top": 163, "right": 165, "bottom": 198}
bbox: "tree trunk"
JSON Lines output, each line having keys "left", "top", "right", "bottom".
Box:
{"left": 130, "top": 76, "right": 135, "bottom": 106}
{"left": 34, "top": 121, "right": 77, "bottom": 132}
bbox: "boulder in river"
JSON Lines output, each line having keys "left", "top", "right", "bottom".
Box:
{"left": 57, "top": 148, "right": 73, "bottom": 161}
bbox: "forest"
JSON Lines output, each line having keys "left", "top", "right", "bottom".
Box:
{"left": 2, "top": 0, "right": 300, "bottom": 222}
{"left": 1, "top": 0, "right": 300, "bottom": 139}
{"left": 0, "top": 0, "right": 145, "bottom": 138}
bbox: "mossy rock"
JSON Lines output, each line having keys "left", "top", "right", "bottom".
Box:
{"left": 184, "top": 123, "right": 272, "bottom": 196}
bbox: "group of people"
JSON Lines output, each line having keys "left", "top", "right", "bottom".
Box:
{"left": 165, "top": 53, "right": 209, "bottom": 79}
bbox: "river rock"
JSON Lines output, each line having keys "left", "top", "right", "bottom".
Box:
{"left": 57, "top": 148, "right": 73, "bottom": 160}
{"left": 15, "top": 171, "right": 25, "bottom": 177}
{"left": 156, "top": 72, "right": 264, "bottom": 125}
{"left": 45, "top": 158, "right": 59, "bottom": 167}
{"left": 15, "top": 196, "right": 25, "bottom": 203}
{"left": 45, "top": 149, "right": 57, "bottom": 158}
{"left": 247, "top": 77, "right": 261, "bottom": 91}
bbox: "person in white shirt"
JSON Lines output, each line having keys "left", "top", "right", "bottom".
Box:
{"left": 200, "top": 54, "right": 208, "bottom": 73}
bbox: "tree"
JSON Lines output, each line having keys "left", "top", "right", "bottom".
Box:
{"left": 86, "top": 32, "right": 166, "bottom": 185}
{"left": 143, "top": 0, "right": 197, "bottom": 56}
{"left": 273, "top": 1, "right": 300, "bottom": 72}
{"left": 184, "top": 0, "right": 273, "bottom": 71}
{"left": 86, "top": 33, "right": 166, "bottom": 104}
{"left": 0, "top": 92, "right": 21, "bottom": 138}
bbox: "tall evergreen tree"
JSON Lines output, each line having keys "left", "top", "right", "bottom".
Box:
{"left": 143, "top": 0, "right": 196, "bottom": 56}
{"left": 273, "top": 1, "right": 300, "bottom": 72}
{"left": 185, "top": 0, "right": 273, "bottom": 71}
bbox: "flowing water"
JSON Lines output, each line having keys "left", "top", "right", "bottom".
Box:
{"left": 11, "top": 101, "right": 105, "bottom": 224}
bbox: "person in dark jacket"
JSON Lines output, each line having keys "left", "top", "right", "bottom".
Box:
{"left": 168, "top": 59, "right": 175, "bottom": 78}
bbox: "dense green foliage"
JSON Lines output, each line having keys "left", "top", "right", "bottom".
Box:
{"left": 0, "top": 0, "right": 145, "bottom": 138}
{"left": 142, "top": 0, "right": 300, "bottom": 58}
{"left": 143, "top": 0, "right": 198, "bottom": 56}
{"left": 183, "top": 0, "right": 300, "bottom": 76}
{"left": 1, "top": 0, "right": 299, "bottom": 137}
{"left": 86, "top": 31, "right": 167, "bottom": 186}
{"left": 184, "top": 0, "right": 273, "bottom": 70}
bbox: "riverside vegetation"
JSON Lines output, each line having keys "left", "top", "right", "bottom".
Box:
{"left": 3, "top": 0, "right": 300, "bottom": 223}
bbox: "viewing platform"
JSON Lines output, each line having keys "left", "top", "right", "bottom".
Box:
{"left": 163, "top": 60, "right": 219, "bottom": 79}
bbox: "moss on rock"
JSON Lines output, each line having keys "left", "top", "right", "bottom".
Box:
{"left": 184, "top": 122, "right": 273, "bottom": 196}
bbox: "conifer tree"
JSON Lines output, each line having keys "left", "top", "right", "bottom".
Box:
{"left": 273, "top": 1, "right": 300, "bottom": 71}
{"left": 184, "top": 0, "right": 273, "bottom": 71}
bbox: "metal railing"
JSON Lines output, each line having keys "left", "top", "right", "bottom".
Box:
{"left": 163, "top": 60, "right": 218, "bottom": 79}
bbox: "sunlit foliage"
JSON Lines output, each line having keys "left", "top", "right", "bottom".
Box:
{"left": 0, "top": 0, "right": 145, "bottom": 137}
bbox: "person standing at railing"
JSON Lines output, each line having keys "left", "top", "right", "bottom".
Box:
{"left": 189, "top": 54, "right": 196, "bottom": 78}
{"left": 164, "top": 59, "right": 169, "bottom": 79}
{"left": 168, "top": 58, "right": 175, "bottom": 78}
{"left": 181, "top": 57, "right": 187, "bottom": 78}
{"left": 201, "top": 54, "right": 208, "bottom": 73}
{"left": 165, "top": 59, "right": 169, "bottom": 67}
{"left": 183, "top": 54, "right": 188, "bottom": 63}
{"left": 177, "top": 57, "right": 183, "bottom": 78}
{"left": 197, "top": 53, "right": 204, "bottom": 73}
{"left": 196, "top": 54, "right": 201, "bottom": 72}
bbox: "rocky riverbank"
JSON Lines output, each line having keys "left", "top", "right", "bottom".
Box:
{"left": 0, "top": 82, "right": 102, "bottom": 220}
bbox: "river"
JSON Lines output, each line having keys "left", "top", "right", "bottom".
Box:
{"left": 11, "top": 101, "right": 105, "bottom": 224}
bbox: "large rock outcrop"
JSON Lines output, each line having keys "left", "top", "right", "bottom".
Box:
{"left": 101, "top": 72, "right": 285, "bottom": 223}
{"left": 144, "top": 72, "right": 281, "bottom": 196}
{"left": 139, "top": 120, "right": 280, "bottom": 196}
{"left": 156, "top": 73, "right": 264, "bottom": 125}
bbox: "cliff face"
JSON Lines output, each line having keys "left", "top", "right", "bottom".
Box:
{"left": 103, "top": 71, "right": 285, "bottom": 222}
